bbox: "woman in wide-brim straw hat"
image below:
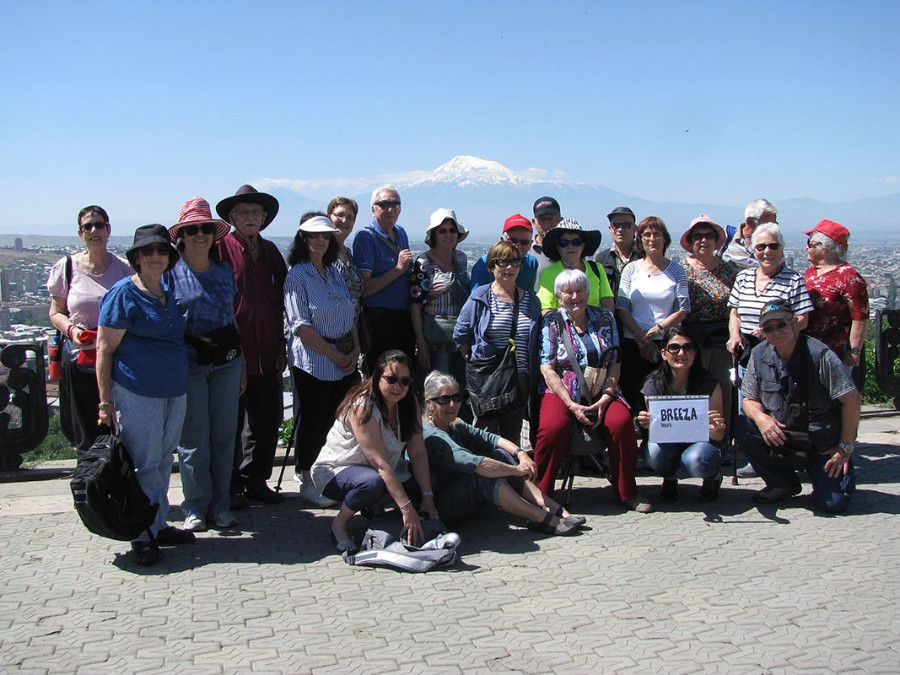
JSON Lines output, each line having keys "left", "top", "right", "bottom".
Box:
{"left": 166, "top": 197, "right": 244, "bottom": 534}
{"left": 536, "top": 218, "right": 616, "bottom": 315}
{"left": 97, "top": 224, "right": 192, "bottom": 566}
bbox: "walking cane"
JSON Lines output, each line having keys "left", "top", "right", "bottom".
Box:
{"left": 274, "top": 369, "right": 295, "bottom": 494}
{"left": 730, "top": 351, "right": 741, "bottom": 486}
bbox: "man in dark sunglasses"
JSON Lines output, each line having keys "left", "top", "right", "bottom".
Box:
{"left": 470, "top": 214, "right": 539, "bottom": 291}
{"left": 735, "top": 300, "right": 860, "bottom": 513}
{"left": 352, "top": 185, "right": 415, "bottom": 369}
{"left": 530, "top": 196, "right": 563, "bottom": 289}
{"left": 594, "top": 206, "right": 640, "bottom": 298}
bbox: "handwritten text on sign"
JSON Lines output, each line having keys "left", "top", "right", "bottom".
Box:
{"left": 648, "top": 395, "right": 709, "bottom": 444}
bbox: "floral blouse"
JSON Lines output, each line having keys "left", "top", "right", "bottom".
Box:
{"left": 681, "top": 259, "right": 737, "bottom": 323}
{"left": 804, "top": 263, "right": 869, "bottom": 355}
{"left": 539, "top": 305, "right": 626, "bottom": 406}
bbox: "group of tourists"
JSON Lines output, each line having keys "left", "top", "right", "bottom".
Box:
{"left": 49, "top": 187, "right": 869, "bottom": 567}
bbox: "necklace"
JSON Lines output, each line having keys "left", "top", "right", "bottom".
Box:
{"left": 137, "top": 274, "right": 165, "bottom": 302}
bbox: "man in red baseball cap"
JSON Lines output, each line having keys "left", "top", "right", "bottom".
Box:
{"left": 470, "top": 214, "right": 539, "bottom": 291}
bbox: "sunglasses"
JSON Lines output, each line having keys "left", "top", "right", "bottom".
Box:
{"left": 610, "top": 222, "right": 633, "bottom": 229}
{"left": 691, "top": 231, "right": 717, "bottom": 241}
{"left": 762, "top": 320, "right": 790, "bottom": 334}
{"left": 231, "top": 207, "right": 264, "bottom": 218}
{"left": 382, "top": 374, "right": 414, "bottom": 387}
{"left": 375, "top": 200, "right": 401, "bottom": 209}
{"left": 305, "top": 231, "right": 334, "bottom": 239}
{"left": 663, "top": 343, "right": 697, "bottom": 355}
{"left": 80, "top": 221, "right": 109, "bottom": 232}
{"left": 806, "top": 238, "right": 823, "bottom": 248}
{"left": 429, "top": 393, "right": 462, "bottom": 405}
{"left": 182, "top": 223, "right": 216, "bottom": 236}
{"left": 139, "top": 244, "right": 170, "bottom": 257}
{"left": 754, "top": 242, "right": 781, "bottom": 252}
{"left": 557, "top": 237, "right": 583, "bottom": 248}
{"left": 492, "top": 258, "right": 522, "bottom": 268}
{"left": 506, "top": 236, "right": 532, "bottom": 246}
{"left": 435, "top": 227, "right": 457, "bottom": 235}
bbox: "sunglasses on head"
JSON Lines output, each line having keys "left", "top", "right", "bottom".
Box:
{"left": 429, "top": 393, "right": 462, "bottom": 405}
{"left": 754, "top": 242, "right": 780, "bottom": 252}
{"left": 382, "top": 374, "right": 414, "bottom": 387}
{"left": 182, "top": 223, "right": 216, "bottom": 236}
{"left": 762, "top": 320, "right": 790, "bottom": 334}
{"left": 557, "top": 237, "right": 583, "bottom": 248}
{"left": 663, "top": 342, "right": 697, "bottom": 355}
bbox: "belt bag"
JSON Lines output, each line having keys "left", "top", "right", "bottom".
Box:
{"left": 187, "top": 324, "right": 242, "bottom": 366}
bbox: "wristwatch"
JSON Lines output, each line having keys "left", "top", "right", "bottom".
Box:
{"left": 838, "top": 442, "right": 854, "bottom": 455}
{"left": 848, "top": 347, "right": 861, "bottom": 355}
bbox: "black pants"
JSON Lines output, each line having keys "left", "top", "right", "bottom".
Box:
{"left": 619, "top": 338, "right": 657, "bottom": 415}
{"left": 60, "top": 355, "right": 102, "bottom": 454}
{"left": 232, "top": 372, "right": 283, "bottom": 488}
{"left": 291, "top": 367, "right": 359, "bottom": 472}
{"left": 362, "top": 306, "right": 415, "bottom": 373}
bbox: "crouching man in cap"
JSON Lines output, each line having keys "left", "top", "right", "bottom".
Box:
{"left": 216, "top": 185, "right": 288, "bottom": 505}
{"left": 735, "top": 300, "right": 859, "bottom": 513}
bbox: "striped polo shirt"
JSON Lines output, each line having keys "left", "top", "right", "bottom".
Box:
{"left": 727, "top": 266, "right": 812, "bottom": 333}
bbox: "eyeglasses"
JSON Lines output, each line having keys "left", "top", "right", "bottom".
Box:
{"left": 139, "top": 244, "right": 170, "bottom": 257}
{"left": 382, "top": 374, "right": 414, "bottom": 387}
{"left": 375, "top": 200, "right": 401, "bottom": 210}
{"left": 331, "top": 209, "right": 356, "bottom": 221}
{"left": 641, "top": 231, "right": 664, "bottom": 239}
{"left": 762, "top": 320, "right": 790, "bottom": 334}
{"left": 80, "top": 221, "right": 109, "bottom": 232}
{"left": 691, "top": 231, "right": 717, "bottom": 241}
{"left": 429, "top": 393, "right": 462, "bottom": 406}
{"left": 491, "top": 259, "right": 522, "bottom": 268}
{"left": 609, "top": 222, "right": 633, "bottom": 230}
{"left": 182, "top": 223, "right": 216, "bottom": 236}
{"left": 806, "top": 238, "right": 823, "bottom": 248}
{"left": 505, "top": 236, "right": 532, "bottom": 246}
{"left": 754, "top": 242, "right": 781, "bottom": 252}
{"left": 231, "top": 207, "right": 264, "bottom": 218}
{"left": 557, "top": 237, "right": 583, "bottom": 248}
{"left": 663, "top": 343, "right": 697, "bottom": 355}
{"left": 305, "top": 231, "right": 333, "bottom": 239}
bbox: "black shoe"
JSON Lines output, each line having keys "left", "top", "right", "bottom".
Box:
{"left": 230, "top": 494, "right": 250, "bottom": 511}
{"left": 131, "top": 541, "right": 162, "bottom": 566}
{"left": 660, "top": 478, "right": 679, "bottom": 503}
{"left": 155, "top": 526, "right": 196, "bottom": 545}
{"left": 698, "top": 476, "right": 723, "bottom": 502}
{"left": 244, "top": 482, "right": 284, "bottom": 504}
{"left": 752, "top": 483, "right": 802, "bottom": 504}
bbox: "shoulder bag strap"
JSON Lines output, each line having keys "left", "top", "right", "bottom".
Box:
{"left": 554, "top": 312, "right": 592, "bottom": 405}
{"left": 370, "top": 229, "right": 401, "bottom": 255}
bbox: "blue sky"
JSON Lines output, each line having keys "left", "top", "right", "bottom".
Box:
{"left": 2, "top": 1, "right": 899, "bottom": 233}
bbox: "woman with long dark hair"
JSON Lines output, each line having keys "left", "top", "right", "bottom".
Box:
{"left": 637, "top": 327, "right": 726, "bottom": 503}
{"left": 311, "top": 350, "right": 438, "bottom": 553}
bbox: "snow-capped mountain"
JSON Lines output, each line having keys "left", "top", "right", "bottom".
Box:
{"left": 405, "top": 155, "right": 539, "bottom": 189}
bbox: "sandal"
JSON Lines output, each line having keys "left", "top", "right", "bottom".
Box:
{"left": 552, "top": 505, "right": 586, "bottom": 527}
{"left": 526, "top": 511, "right": 578, "bottom": 536}
{"left": 330, "top": 529, "right": 358, "bottom": 555}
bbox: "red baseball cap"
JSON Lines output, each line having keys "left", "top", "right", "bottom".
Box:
{"left": 804, "top": 219, "right": 850, "bottom": 247}
{"left": 503, "top": 214, "right": 533, "bottom": 232}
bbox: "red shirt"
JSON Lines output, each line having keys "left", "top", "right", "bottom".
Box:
{"left": 217, "top": 232, "right": 288, "bottom": 376}
{"left": 804, "top": 263, "right": 869, "bottom": 355}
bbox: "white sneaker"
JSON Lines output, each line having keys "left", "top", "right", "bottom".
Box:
{"left": 183, "top": 514, "right": 207, "bottom": 531}
{"left": 299, "top": 478, "right": 338, "bottom": 507}
{"left": 293, "top": 470, "right": 303, "bottom": 484}
{"left": 212, "top": 511, "right": 237, "bottom": 528}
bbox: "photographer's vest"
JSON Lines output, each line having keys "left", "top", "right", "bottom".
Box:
{"left": 752, "top": 336, "right": 842, "bottom": 454}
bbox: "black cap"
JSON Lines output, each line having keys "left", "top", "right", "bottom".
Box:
{"left": 533, "top": 196, "right": 561, "bottom": 217}
{"left": 607, "top": 206, "right": 635, "bottom": 221}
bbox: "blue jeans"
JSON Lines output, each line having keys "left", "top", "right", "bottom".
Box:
{"left": 112, "top": 382, "right": 186, "bottom": 538}
{"left": 178, "top": 358, "right": 242, "bottom": 519}
{"left": 735, "top": 416, "right": 855, "bottom": 513}
{"left": 646, "top": 441, "right": 721, "bottom": 480}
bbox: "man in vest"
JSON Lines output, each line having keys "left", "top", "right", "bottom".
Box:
{"left": 735, "top": 300, "right": 860, "bottom": 513}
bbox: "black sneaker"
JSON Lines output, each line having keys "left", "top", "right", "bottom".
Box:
{"left": 660, "top": 478, "right": 679, "bottom": 503}
{"left": 752, "top": 483, "right": 802, "bottom": 504}
{"left": 156, "top": 526, "right": 196, "bottom": 545}
{"left": 131, "top": 541, "right": 162, "bottom": 566}
{"left": 698, "top": 476, "right": 723, "bottom": 502}
{"left": 244, "top": 482, "right": 285, "bottom": 504}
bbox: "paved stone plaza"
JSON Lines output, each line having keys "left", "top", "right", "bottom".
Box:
{"left": 1, "top": 412, "right": 898, "bottom": 673}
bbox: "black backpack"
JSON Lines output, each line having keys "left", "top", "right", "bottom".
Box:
{"left": 70, "top": 433, "right": 158, "bottom": 541}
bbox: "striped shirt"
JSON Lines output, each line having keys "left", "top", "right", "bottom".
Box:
{"left": 285, "top": 261, "right": 356, "bottom": 381}
{"left": 483, "top": 289, "right": 537, "bottom": 371}
{"left": 727, "top": 265, "right": 812, "bottom": 333}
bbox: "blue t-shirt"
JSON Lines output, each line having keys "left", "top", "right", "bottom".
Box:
{"left": 98, "top": 277, "right": 188, "bottom": 398}
{"left": 352, "top": 221, "right": 411, "bottom": 310}
{"left": 165, "top": 259, "right": 238, "bottom": 336}
{"left": 470, "top": 252, "right": 538, "bottom": 292}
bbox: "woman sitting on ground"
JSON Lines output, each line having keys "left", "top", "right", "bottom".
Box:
{"left": 422, "top": 371, "right": 584, "bottom": 535}
{"left": 311, "top": 350, "right": 438, "bottom": 553}
{"left": 637, "top": 327, "right": 726, "bottom": 503}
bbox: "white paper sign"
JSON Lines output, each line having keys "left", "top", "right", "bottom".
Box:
{"left": 647, "top": 395, "right": 710, "bottom": 444}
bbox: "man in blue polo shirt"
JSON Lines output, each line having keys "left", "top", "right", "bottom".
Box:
{"left": 470, "top": 213, "right": 539, "bottom": 291}
{"left": 352, "top": 184, "right": 415, "bottom": 369}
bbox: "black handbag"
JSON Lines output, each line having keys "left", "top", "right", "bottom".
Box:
{"left": 466, "top": 292, "right": 523, "bottom": 420}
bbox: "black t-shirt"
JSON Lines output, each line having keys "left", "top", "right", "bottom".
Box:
{"left": 641, "top": 373, "right": 720, "bottom": 399}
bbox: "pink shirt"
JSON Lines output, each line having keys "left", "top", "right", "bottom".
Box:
{"left": 46, "top": 254, "right": 133, "bottom": 329}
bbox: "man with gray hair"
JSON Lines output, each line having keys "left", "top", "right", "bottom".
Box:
{"left": 722, "top": 198, "right": 778, "bottom": 270}
{"left": 352, "top": 185, "right": 415, "bottom": 368}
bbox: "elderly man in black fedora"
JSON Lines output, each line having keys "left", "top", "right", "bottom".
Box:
{"left": 216, "top": 185, "right": 288, "bottom": 505}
